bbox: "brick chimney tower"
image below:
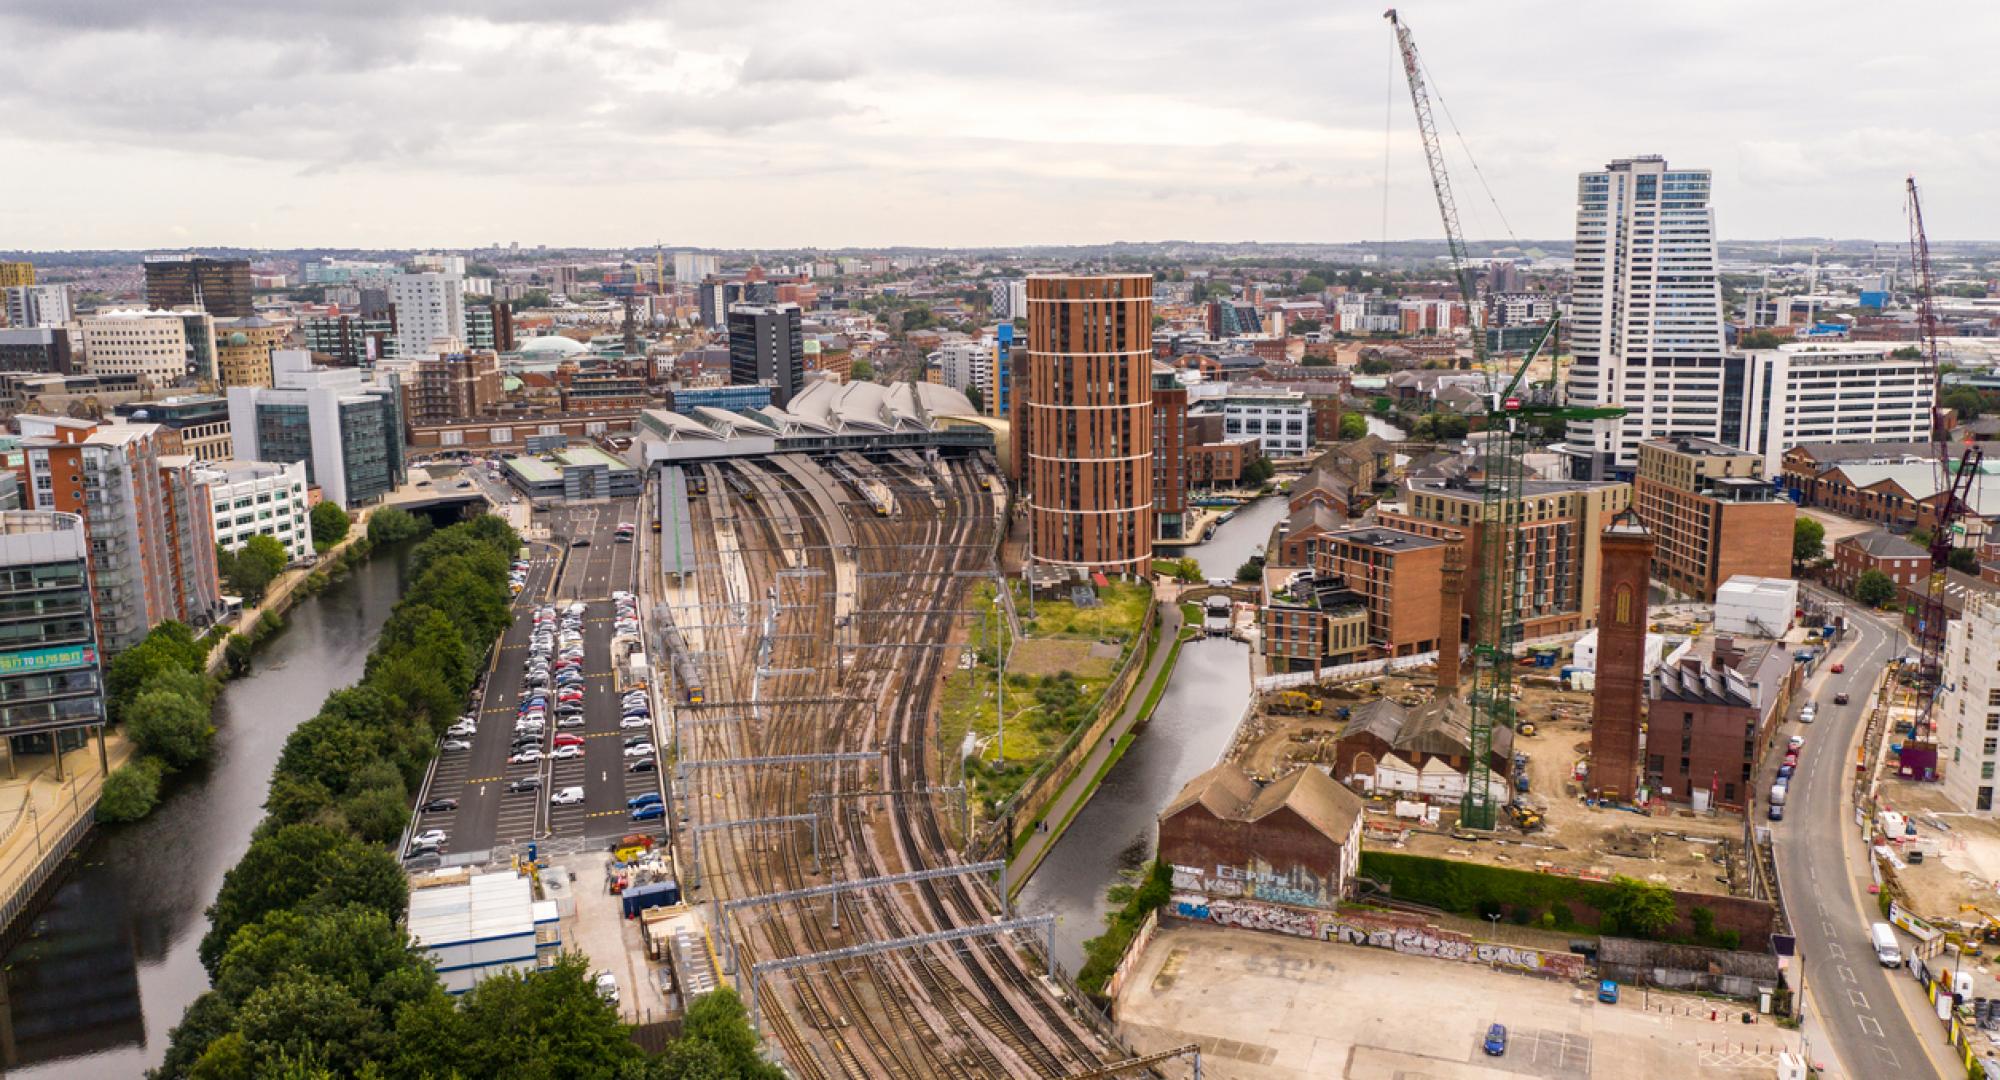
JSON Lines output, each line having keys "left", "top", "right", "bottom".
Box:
{"left": 1591, "top": 510, "right": 1653, "bottom": 801}
{"left": 1438, "top": 541, "right": 1464, "bottom": 694}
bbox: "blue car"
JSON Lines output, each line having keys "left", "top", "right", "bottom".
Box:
{"left": 629, "top": 803, "right": 666, "bottom": 821}
{"left": 1597, "top": 980, "right": 1619, "bottom": 1004}
{"left": 1483, "top": 1024, "right": 1507, "bottom": 1056}
{"left": 627, "top": 792, "right": 663, "bottom": 809}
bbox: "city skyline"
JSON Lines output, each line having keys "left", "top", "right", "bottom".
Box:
{"left": 2, "top": 1, "right": 1994, "bottom": 249}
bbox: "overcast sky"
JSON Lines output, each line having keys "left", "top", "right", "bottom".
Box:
{"left": 1, "top": 0, "right": 1992, "bottom": 251}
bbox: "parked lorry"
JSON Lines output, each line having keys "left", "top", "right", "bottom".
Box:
{"left": 1870, "top": 922, "right": 1902, "bottom": 967}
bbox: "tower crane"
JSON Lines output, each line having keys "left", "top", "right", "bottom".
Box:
{"left": 1907, "top": 176, "right": 1982, "bottom": 733}
{"left": 1386, "top": 9, "right": 1622, "bottom": 828}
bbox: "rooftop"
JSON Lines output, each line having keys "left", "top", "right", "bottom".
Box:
{"left": 1641, "top": 436, "right": 1756, "bottom": 459}
{"left": 1327, "top": 525, "right": 1442, "bottom": 552}
{"left": 1161, "top": 761, "right": 1363, "bottom": 846}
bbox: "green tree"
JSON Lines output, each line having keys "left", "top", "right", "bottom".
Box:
{"left": 1235, "top": 554, "right": 1265, "bottom": 584}
{"left": 366, "top": 507, "right": 431, "bottom": 546}
{"left": 98, "top": 756, "right": 165, "bottom": 822}
{"left": 1599, "top": 875, "right": 1677, "bottom": 939}
{"left": 223, "top": 535, "right": 288, "bottom": 601}
{"left": 309, "top": 502, "right": 350, "bottom": 549}
{"left": 1855, "top": 569, "right": 1898, "bottom": 608}
{"left": 1942, "top": 385, "right": 1989, "bottom": 421}
{"left": 1297, "top": 274, "right": 1326, "bottom": 294}
{"left": 965, "top": 385, "right": 985, "bottom": 413}
{"left": 630, "top": 989, "right": 783, "bottom": 1080}
{"left": 126, "top": 686, "right": 215, "bottom": 770}
{"left": 1740, "top": 330, "right": 1783, "bottom": 350}
{"left": 1338, "top": 412, "right": 1368, "bottom": 440}
{"left": 850, "top": 358, "right": 875, "bottom": 382}
{"left": 1951, "top": 547, "right": 1980, "bottom": 574}
{"left": 1241, "top": 457, "right": 1276, "bottom": 485}
{"left": 1170, "top": 557, "right": 1202, "bottom": 584}
{"left": 1358, "top": 356, "right": 1393, "bottom": 375}
{"left": 105, "top": 620, "right": 205, "bottom": 717}
{"left": 1288, "top": 318, "right": 1321, "bottom": 335}
{"left": 438, "top": 956, "right": 641, "bottom": 1078}
{"left": 1792, "top": 516, "right": 1825, "bottom": 569}
{"left": 200, "top": 823, "right": 409, "bottom": 976}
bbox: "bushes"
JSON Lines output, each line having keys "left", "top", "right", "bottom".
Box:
{"left": 1363, "top": 852, "right": 1700, "bottom": 943}
{"left": 365, "top": 506, "right": 430, "bottom": 546}
{"left": 97, "top": 757, "right": 165, "bottom": 823}
{"left": 1076, "top": 860, "right": 1171, "bottom": 998}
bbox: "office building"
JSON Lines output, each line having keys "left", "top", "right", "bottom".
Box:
{"left": 1219, "top": 388, "right": 1311, "bottom": 457}
{"left": 666, "top": 384, "right": 771, "bottom": 414}
{"left": 1016, "top": 274, "right": 1154, "bottom": 573}
{"left": 1942, "top": 594, "right": 2000, "bottom": 813}
{"left": 0, "top": 263, "right": 33, "bottom": 289}
{"left": 113, "top": 395, "right": 233, "bottom": 462}
{"left": 1151, "top": 364, "right": 1187, "bottom": 542}
{"left": 1737, "top": 342, "right": 1932, "bottom": 475}
{"left": 1590, "top": 511, "right": 1652, "bottom": 801}
{"left": 1632, "top": 438, "right": 1794, "bottom": 602}
{"left": 226, "top": 350, "right": 406, "bottom": 508}
{"left": 143, "top": 255, "right": 253, "bottom": 318}
{"left": 698, "top": 280, "right": 743, "bottom": 331}
{"left": 411, "top": 253, "right": 466, "bottom": 276}
{"left": 74, "top": 308, "right": 217, "bottom": 386}
{"left": 378, "top": 351, "right": 502, "bottom": 428}
{"left": 4, "top": 284, "right": 72, "bottom": 329}
{"left": 1564, "top": 157, "right": 1729, "bottom": 478}
{"left": 0, "top": 328, "right": 75, "bottom": 375}
{"left": 388, "top": 272, "right": 467, "bottom": 356}
{"left": 302, "top": 259, "right": 396, "bottom": 287}
{"left": 930, "top": 340, "right": 989, "bottom": 396}
{"left": 726, "top": 302, "right": 805, "bottom": 407}
{"left": 674, "top": 253, "right": 720, "bottom": 283}
{"left": 197, "top": 459, "right": 313, "bottom": 562}
{"left": 301, "top": 313, "right": 394, "bottom": 366}
{"left": 214, "top": 315, "right": 288, "bottom": 389}
{"left": 1380, "top": 475, "right": 1632, "bottom": 640}
{"left": 0, "top": 510, "right": 106, "bottom": 741}
{"left": 16, "top": 417, "right": 222, "bottom": 653}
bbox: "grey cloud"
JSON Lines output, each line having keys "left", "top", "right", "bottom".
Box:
{"left": 741, "top": 46, "right": 863, "bottom": 84}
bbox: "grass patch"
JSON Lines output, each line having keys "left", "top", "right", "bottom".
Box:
{"left": 1076, "top": 860, "right": 1172, "bottom": 1000}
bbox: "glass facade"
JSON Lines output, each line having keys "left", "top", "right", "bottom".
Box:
{"left": 255, "top": 403, "right": 315, "bottom": 484}
{"left": 0, "top": 520, "right": 103, "bottom": 737}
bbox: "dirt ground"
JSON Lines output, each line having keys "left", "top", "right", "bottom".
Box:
{"left": 1236, "top": 674, "right": 1747, "bottom": 898}
{"left": 1875, "top": 779, "right": 2000, "bottom": 929}
{"left": 1009, "top": 636, "right": 1113, "bottom": 679}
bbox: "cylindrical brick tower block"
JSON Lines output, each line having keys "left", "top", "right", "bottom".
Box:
{"left": 1017, "top": 274, "right": 1154, "bottom": 572}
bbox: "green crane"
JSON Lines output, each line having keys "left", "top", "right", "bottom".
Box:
{"left": 1387, "top": 9, "right": 1623, "bottom": 828}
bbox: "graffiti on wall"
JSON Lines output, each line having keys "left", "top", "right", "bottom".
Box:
{"left": 1168, "top": 894, "right": 1588, "bottom": 979}
{"left": 1170, "top": 856, "right": 1340, "bottom": 911}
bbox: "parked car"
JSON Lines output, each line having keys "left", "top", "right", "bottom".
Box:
{"left": 629, "top": 803, "right": 666, "bottom": 822}
{"left": 441, "top": 739, "right": 473, "bottom": 751}
{"left": 550, "top": 786, "right": 586, "bottom": 806}
{"left": 1483, "top": 1024, "right": 1508, "bottom": 1056}
{"left": 412, "top": 828, "right": 448, "bottom": 846}
{"left": 628, "top": 792, "right": 663, "bottom": 809}
{"left": 508, "top": 748, "right": 544, "bottom": 764}
{"left": 420, "top": 797, "right": 460, "bottom": 813}
{"left": 506, "top": 776, "right": 543, "bottom": 793}
{"left": 628, "top": 758, "right": 657, "bottom": 773}
{"left": 1597, "top": 980, "right": 1619, "bottom": 1004}
{"left": 594, "top": 969, "right": 619, "bottom": 1005}
{"left": 1788, "top": 734, "right": 1805, "bottom": 751}
{"left": 621, "top": 715, "right": 652, "bottom": 729}
{"left": 447, "top": 721, "right": 477, "bottom": 737}
{"left": 557, "top": 715, "right": 587, "bottom": 729}
{"left": 550, "top": 745, "right": 583, "bottom": 760}
{"left": 553, "top": 733, "right": 585, "bottom": 748}
{"left": 623, "top": 743, "right": 656, "bottom": 758}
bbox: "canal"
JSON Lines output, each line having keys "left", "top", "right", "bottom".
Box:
{"left": 0, "top": 546, "right": 410, "bottom": 1076}
{"left": 1015, "top": 507, "right": 1266, "bottom": 974}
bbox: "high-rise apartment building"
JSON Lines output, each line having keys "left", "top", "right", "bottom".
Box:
{"left": 0, "top": 263, "right": 34, "bottom": 288}
{"left": 388, "top": 272, "right": 468, "bottom": 356}
{"left": 4, "top": 284, "right": 72, "bottom": 329}
{"left": 1632, "top": 438, "right": 1794, "bottom": 602}
{"left": 1942, "top": 594, "right": 2000, "bottom": 813}
{"left": 1565, "top": 157, "right": 1729, "bottom": 479}
{"left": 74, "top": 308, "right": 217, "bottom": 386}
{"left": 0, "top": 510, "right": 106, "bottom": 745}
{"left": 674, "top": 253, "right": 720, "bottom": 283}
{"left": 1016, "top": 274, "right": 1154, "bottom": 573}
{"left": 1151, "top": 364, "right": 1187, "bottom": 542}
{"left": 1737, "top": 342, "right": 1933, "bottom": 475}
{"left": 378, "top": 351, "right": 502, "bottom": 427}
{"left": 144, "top": 255, "right": 253, "bottom": 318}
{"left": 16, "top": 416, "right": 221, "bottom": 653}
{"left": 301, "top": 313, "right": 394, "bottom": 366}
{"left": 227, "top": 351, "right": 406, "bottom": 507}
{"left": 726, "top": 303, "right": 805, "bottom": 407}
{"left": 214, "top": 315, "right": 289, "bottom": 389}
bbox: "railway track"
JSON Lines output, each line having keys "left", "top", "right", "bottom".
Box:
{"left": 664, "top": 451, "right": 1118, "bottom": 1078}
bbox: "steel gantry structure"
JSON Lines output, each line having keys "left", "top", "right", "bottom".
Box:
{"left": 1387, "top": 8, "right": 1623, "bottom": 828}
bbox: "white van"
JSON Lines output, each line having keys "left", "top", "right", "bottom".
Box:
{"left": 1869, "top": 922, "right": 1901, "bottom": 967}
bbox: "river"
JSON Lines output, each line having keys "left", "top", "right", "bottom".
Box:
{"left": 0, "top": 547, "right": 410, "bottom": 1077}
{"left": 1015, "top": 505, "right": 1267, "bottom": 974}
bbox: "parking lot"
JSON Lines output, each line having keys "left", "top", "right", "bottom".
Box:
{"left": 408, "top": 496, "right": 665, "bottom": 863}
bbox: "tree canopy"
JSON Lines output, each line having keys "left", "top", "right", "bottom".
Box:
{"left": 309, "top": 502, "right": 350, "bottom": 549}
{"left": 1792, "top": 516, "right": 1826, "bottom": 568}
{"left": 1855, "top": 569, "right": 1897, "bottom": 608}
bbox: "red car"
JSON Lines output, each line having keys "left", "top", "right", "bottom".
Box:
{"left": 552, "top": 733, "right": 585, "bottom": 748}
{"left": 1831, "top": 663, "right": 1845, "bottom": 674}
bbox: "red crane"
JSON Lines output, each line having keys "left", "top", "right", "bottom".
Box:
{"left": 1908, "top": 175, "right": 1982, "bottom": 731}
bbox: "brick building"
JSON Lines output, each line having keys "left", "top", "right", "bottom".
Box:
{"left": 1151, "top": 363, "right": 1187, "bottom": 542}
{"left": 1591, "top": 511, "right": 1652, "bottom": 801}
{"left": 1159, "top": 762, "right": 1364, "bottom": 912}
{"left": 1831, "top": 530, "right": 1930, "bottom": 595}
{"left": 1647, "top": 636, "right": 1797, "bottom": 809}
{"left": 1632, "top": 438, "right": 1794, "bottom": 602}
{"left": 1185, "top": 438, "right": 1260, "bottom": 488}
{"left": 1312, "top": 526, "right": 1445, "bottom": 657}
{"left": 1379, "top": 475, "right": 1631, "bottom": 641}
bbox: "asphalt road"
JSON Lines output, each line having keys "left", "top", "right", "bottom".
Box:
{"left": 409, "top": 494, "right": 665, "bottom": 860}
{"left": 1772, "top": 590, "right": 1950, "bottom": 1078}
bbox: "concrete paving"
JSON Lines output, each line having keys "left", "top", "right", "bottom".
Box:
{"left": 1115, "top": 923, "right": 1804, "bottom": 1080}
{"left": 556, "top": 849, "right": 673, "bottom": 1025}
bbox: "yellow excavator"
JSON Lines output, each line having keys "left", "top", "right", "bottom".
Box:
{"left": 1272, "top": 690, "right": 1323, "bottom": 716}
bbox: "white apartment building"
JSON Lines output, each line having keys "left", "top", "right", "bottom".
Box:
{"left": 198, "top": 458, "right": 313, "bottom": 562}
{"left": 74, "top": 308, "right": 216, "bottom": 385}
{"left": 1941, "top": 594, "right": 2000, "bottom": 813}
{"left": 3, "top": 284, "right": 71, "bottom": 328}
{"left": 989, "top": 278, "right": 1028, "bottom": 320}
{"left": 1564, "top": 156, "right": 1730, "bottom": 479}
{"left": 387, "top": 272, "right": 467, "bottom": 356}
{"left": 1488, "top": 292, "right": 1555, "bottom": 327}
{"left": 1221, "top": 388, "right": 1311, "bottom": 457}
{"left": 1737, "top": 341, "right": 1932, "bottom": 474}
{"left": 929, "top": 339, "right": 990, "bottom": 397}
{"left": 411, "top": 253, "right": 466, "bottom": 276}
{"left": 673, "top": 252, "right": 720, "bottom": 283}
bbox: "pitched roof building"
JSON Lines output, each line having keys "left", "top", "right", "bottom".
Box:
{"left": 1159, "top": 762, "right": 1365, "bottom": 912}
